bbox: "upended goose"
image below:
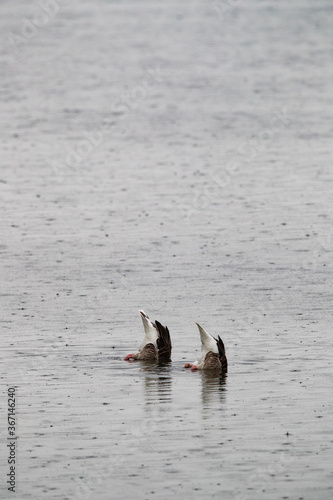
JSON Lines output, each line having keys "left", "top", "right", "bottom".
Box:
{"left": 124, "top": 310, "right": 172, "bottom": 362}
{"left": 184, "top": 322, "right": 227, "bottom": 372}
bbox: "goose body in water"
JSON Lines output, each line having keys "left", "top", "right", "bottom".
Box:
{"left": 184, "top": 322, "right": 227, "bottom": 372}
{"left": 124, "top": 310, "right": 172, "bottom": 362}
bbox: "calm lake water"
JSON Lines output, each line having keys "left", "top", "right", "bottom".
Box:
{"left": 1, "top": 0, "right": 333, "bottom": 499}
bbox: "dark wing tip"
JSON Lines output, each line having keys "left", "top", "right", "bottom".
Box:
{"left": 216, "top": 335, "right": 228, "bottom": 372}
{"left": 155, "top": 321, "right": 172, "bottom": 362}
{"left": 217, "top": 335, "right": 225, "bottom": 350}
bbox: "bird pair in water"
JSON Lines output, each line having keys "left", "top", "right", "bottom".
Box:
{"left": 124, "top": 310, "right": 228, "bottom": 372}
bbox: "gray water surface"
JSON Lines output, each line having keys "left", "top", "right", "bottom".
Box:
{"left": 1, "top": 0, "right": 333, "bottom": 499}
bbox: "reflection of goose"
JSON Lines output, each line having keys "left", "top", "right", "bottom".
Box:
{"left": 124, "top": 310, "right": 172, "bottom": 362}
{"left": 184, "top": 323, "right": 227, "bottom": 372}
{"left": 201, "top": 371, "right": 227, "bottom": 416}
{"left": 141, "top": 363, "right": 172, "bottom": 405}
{"left": 130, "top": 364, "right": 172, "bottom": 448}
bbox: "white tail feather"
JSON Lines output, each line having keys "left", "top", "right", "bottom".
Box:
{"left": 139, "top": 310, "right": 158, "bottom": 349}
{"left": 195, "top": 322, "right": 218, "bottom": 357}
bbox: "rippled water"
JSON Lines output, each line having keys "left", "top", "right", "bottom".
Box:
{"left": 1, "top": 0, "right": 333, "bottom": 498}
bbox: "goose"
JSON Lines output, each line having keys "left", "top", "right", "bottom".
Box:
{"left": 124, "top": 310, "right": 172, "bottom": 362}
{"left": 184, "top": 322, "right": 227, "bottom": 372}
